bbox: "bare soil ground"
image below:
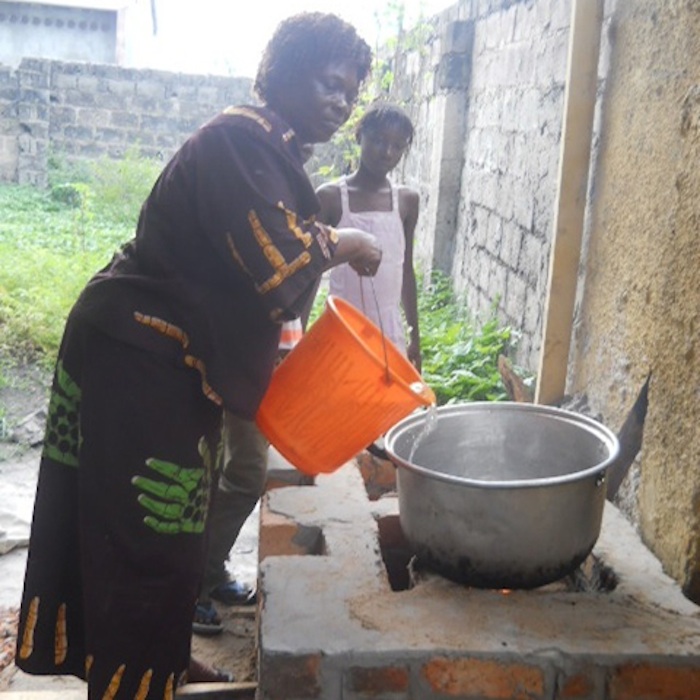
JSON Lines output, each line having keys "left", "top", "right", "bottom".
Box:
{"left": 0, "top": 361, "right": 258, "bottom": 692}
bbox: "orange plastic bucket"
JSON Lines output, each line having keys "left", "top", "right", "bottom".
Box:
{"left": 256, "top": 295, "right": 436, "bottom": 475}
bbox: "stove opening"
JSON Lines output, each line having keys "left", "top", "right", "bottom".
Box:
{"left": 376, "top": 514, "right": 618, "bottom": 593}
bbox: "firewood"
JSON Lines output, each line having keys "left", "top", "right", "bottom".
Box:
{"left": 498, "top": 355, "right": 533, "bottom": 403}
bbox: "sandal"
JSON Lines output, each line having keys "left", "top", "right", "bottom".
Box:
{"left": 187, "top": 656, "right": 235, "bottom": 683}
{"left": 209, "top": 579, "right": 257, "bottom": 606}
{"left": 192, "top": 600, "right": 223, "bottom": 636}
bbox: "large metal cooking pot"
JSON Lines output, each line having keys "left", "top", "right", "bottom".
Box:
{"left": 384, "top": 402, "right": 620, "bottom": 589}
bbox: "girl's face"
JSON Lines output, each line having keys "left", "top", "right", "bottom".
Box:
{"left": 274, "top": 59, "right": 360, "bottom": 145}
{"left": 358, "top": 123, "right": 411, "bottom": 176}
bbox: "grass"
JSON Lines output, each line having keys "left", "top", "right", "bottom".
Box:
{"left": 0, "top": 153, "right": 525, "bottom": 404}
{"left": 0, "top": 185, "right": 135, "bottom": 366}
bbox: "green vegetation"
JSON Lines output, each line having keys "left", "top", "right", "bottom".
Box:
{"left": 311, "top": 271, "right": 519, "bottom": 405}
{"left": 1, "top": 152, "right": 520, "bottom": 405}
{"left": 0, "top": 150, "right": 161, "bottom": 367}
{"left": 417, "top": 272, "right": 515, "bottom": 404}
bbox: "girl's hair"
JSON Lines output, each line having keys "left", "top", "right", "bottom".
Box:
{"left": 254, "top": 13, "right": 372, "bottom": 104}
{"left": 356, "top": 102, "right": 415, "bottom": 145}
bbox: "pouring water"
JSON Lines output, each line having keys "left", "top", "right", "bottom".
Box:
{"left": 408, "top": 403, "right": 439, "bottom": 462}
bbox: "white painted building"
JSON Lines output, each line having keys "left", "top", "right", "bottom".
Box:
{"left": 0, "top": 0, "right": 156, "bottom": 68}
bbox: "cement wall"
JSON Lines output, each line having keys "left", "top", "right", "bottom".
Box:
{"left": 568, "top": 0, "right": 700, "bottom": 603}
{"left": 391, "top": 0, "right": 616, "bottom": 370}
{"left": 0, "top": 0, "right": 157, "bottom": 69}
{"left": 0, "top": 2, "right": 117, "bottom": 68}
{"left": 0, "top": 57, "right": 252, "bottom": 186}
{"left": 390, "top": 0, "right": 699, "bottom": 602}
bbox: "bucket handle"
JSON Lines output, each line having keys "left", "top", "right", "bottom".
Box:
{"left": 360, "top": 277, "right": 391, "bottom": 385}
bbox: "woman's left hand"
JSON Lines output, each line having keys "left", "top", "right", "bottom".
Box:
{"left": 332, "top": 228, "right": 382, "bottom": 276}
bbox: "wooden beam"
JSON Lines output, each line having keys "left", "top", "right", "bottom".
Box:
{"left": 535, "top": 0, "right": 604, "bottom": 405}
{"left": 176, "top": 681, "right": 258, "bottom": 698}
{"left": 0, "top": 683, "right": 259, "bottom": 700}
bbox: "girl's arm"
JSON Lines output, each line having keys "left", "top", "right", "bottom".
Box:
{"left": 400, "top": 187, "right": 422, "bottom": 371}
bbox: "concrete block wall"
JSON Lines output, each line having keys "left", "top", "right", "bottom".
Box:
{"left": 391, "top": 0, "right": 616, "bottom": 370}
{"left": 0, "top": 2, "right": 119, "bottom": 69}
{"left": 0, "top": 62, "right": 19, "bottom": 182}
{"left": 0, "top": 57, "right": 253, "bottom": 187}
{"left": 452, "top": 0, "right": 570, "bottom": 365}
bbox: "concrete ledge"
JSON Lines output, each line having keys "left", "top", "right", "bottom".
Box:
{"left": 0, "top": 693, "right": 85, "bottom": 700}
{"left": 258, "top": 458, "right": 700, "bottom": 700}
{"left": 265, "top": 448, "right": 314, "bottom": 491}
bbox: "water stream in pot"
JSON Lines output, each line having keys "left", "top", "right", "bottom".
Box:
{"left": 361, "top": 278, "right": 438, "bottom": 465}
{"left": 408, "top": 404, "right": 438, "bottom": 462}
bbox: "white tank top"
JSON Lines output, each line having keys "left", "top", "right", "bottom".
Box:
{"left": 329, "top": 178, "right": 407, "bottom": 354}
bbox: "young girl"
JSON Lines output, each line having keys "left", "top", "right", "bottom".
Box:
{"left": 316, "top": 102, "right": 421, "bottom": 370}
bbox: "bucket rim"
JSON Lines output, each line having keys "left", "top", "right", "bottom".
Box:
{"left": 325, "top": 294, "right": 435, "bottom": 407}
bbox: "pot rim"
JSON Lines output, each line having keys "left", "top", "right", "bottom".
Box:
{"left": 385, "top": 401, "right": 620, "bottom": 490}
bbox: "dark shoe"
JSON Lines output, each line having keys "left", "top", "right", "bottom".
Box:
{"left": 192, "top": 600, "right": 223, "bottom": 636}
{"left": 187, "top": 656, "right": 235, "bottom": 683}
{"left": 209, "top": 579, "right": 257, "bottom": 606}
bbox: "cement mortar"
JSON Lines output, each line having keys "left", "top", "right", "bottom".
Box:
{"left": 570, "top": 0, "right": 700, "bottom": 600}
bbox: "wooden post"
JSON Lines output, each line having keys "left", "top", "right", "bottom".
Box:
{"left": 535, "top": 0, "right": 604, "bottom": 405}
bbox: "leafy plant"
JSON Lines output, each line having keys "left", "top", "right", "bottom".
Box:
{"left": 308, "top": 270, "right": 521, "bottom": 405}
{"left": 307, "top": 279, "right": 329, "bottom": 324}
{"left": 417, "top": 271, "right": 515, "bottom": 404}
{"left": 0, "top": 145, "right": 184, "bottom": 366}
{"left": 49, "top": 145, "right": 162, "bottom": 226}
{"left": 0, "top": 154, "right": 522, "bottom": 407}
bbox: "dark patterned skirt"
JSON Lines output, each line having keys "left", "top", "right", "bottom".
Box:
{"left": 15, "top": 314, "right": 222, "bottom": 700}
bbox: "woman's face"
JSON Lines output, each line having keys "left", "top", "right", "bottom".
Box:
{"left": 275, "top": 59, "right": 360, "bottom": 144}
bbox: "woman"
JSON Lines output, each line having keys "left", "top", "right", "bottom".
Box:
{"left": 16, "top": 12, "right": 378, "bottom": 700}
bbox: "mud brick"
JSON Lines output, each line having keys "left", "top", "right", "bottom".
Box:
{"left": 423, "top": 656, "right": 545, "bottom": 698}
{"left": 356, "top": 451, "right": 396, "bottom": 500}
{"left": 557, "top": 670, "right": 596, "bottom": 698}
{"left": 259, "top": 653, "right": 322, "bottom": 699}
{"left": 609, "top": 662, "right": 700, "bottom": 700}
{"left": 347, "top": 664, "right": 410, "bottom": 694}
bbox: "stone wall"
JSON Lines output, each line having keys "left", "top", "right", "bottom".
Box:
{"left": 390, "top": 0, "right": 616, "bottom": 370}
{"left": 0, "top": 57, "right": 253, "bottom": 187}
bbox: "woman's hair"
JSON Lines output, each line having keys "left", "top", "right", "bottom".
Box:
{"left": 255, "top": 13, "right": 373, "bottom": 104}
{"left": 356, "top": 102, "right": 415, "bottom": 146}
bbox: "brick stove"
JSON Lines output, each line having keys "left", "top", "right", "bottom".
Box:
{"left": 256, "top": 452, "right": 700, "bottom": 700}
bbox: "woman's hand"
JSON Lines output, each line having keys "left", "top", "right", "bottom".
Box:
{"left": 329, "top": 228, "right": 382, "bottom": 276}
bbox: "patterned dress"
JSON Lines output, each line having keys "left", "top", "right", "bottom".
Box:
{"left": 16, "top": 106, "right": 337, "bottom": 700}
